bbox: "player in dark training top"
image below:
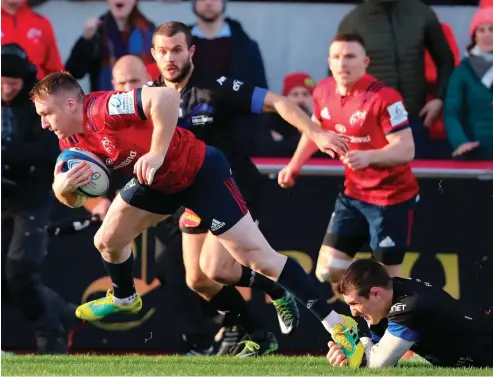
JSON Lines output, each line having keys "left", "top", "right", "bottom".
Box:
{"left": 326, "top": 259, "right": 493, "bottom": 368}
{"left": 148, "top": 22, "right": 350, "bottom": 356}
{"left": 30, "top": 72, "right": 364, "bottom": 364}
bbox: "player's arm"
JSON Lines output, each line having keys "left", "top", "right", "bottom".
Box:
{"left": 367, "top": 93, "right": 415, "bottom": 167}
{"left": 278, "top": 116, "right": 322, "bottom": 189}
{"left": 140, "top": 86, "right": 180, "bottom": 156}
{"left": 361, "top": 299, "right": 420, "bottom": 367}
{"left": 288, "top": 116, "right": 322, "bottom": 169}
{"left": 261, "top": 91, "right": 328, "bottom": 139}
{"left": 214, "top": 77, "right": 347, "bottom": 156}
{"left": 359, "top": 329, "right": 416, "bottom": 368}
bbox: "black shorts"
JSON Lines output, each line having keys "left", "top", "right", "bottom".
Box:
{"left": 323, "top": 193, "right": 418, "bottom": 265}
{"left": 120, "top": 146, "right": 248, "bottom": 235}
{"left": 180, "top": 204, "right": 258, "bottom": 234}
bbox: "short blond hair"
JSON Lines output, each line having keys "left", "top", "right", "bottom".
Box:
{"left": 29, "top": 71, "right": 85, "bottom": 102}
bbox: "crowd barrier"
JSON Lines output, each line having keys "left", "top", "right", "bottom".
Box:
{"left": 2, "top": 159, "right": 493, "bottom": 354}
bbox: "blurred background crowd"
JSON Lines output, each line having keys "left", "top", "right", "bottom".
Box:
{"left": 3, "top": 0, "right": 493, "bottom": 161}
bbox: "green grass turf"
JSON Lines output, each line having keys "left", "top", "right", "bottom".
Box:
{"left": 2, "top": 355, "right": 492, "bottom": 376}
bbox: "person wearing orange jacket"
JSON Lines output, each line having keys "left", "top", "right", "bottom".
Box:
{"left": 1, "top": 0, "right": 64, "bottom": 79}
{"left": 424, "top": 22, "right": 460, "bottom": 158}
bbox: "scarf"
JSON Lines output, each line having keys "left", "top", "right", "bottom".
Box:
{"left": 98, "top": 10, "right": 155, "bottom": 91}
{"left": 468, "top": 45, "right": 493, "bottom": 90}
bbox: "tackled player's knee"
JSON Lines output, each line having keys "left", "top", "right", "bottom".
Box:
{"left": 93, "top": 230, "right": 123, "bottom": 260}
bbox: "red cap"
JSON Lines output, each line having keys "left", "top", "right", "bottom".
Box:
{"left": 282, "top": 72, "right": 316, "bottom": 96}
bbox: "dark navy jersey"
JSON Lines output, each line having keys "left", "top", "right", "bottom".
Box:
{"left": 152, "top": 72, "right": 268, "bottom": 205}
{"left": 369, "top": 277, "right": 493, "bottom": 367}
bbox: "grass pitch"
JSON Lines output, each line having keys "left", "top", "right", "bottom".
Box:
{"left": 2, "top": 355, "right": 492, "bottom": 376}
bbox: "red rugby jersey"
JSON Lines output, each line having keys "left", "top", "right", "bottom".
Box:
{"left": 59, "top": 89, "right": 205, "bottom": 194}
{"left": 312, "top": 74, "right": 418, "bottom": 205}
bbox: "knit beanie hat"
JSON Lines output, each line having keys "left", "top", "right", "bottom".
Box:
{"left": 470, "top": 7, "right": 493, "bottom": 37}
{"left": 282, "top": 72, "right": 316, "bottom": 96}
{"left": 1, "top": 43, "right": 35, "bottom": 78}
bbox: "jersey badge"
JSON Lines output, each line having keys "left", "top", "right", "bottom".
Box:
{"left": 349, "top": 110, "right": 367, "bottom": 127}
{"left": 108, "top": 92, "right": 136, "bottom": 116}
{"left": 387, "top": 101, "right": 408, "bottom": 127}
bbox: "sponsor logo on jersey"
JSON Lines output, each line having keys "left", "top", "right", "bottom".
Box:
{"left": 114, "top": 151, "right": 137, "bottom": 169}
{"left": 180, "top": 103, "right": 215, "bottom": 128}
{"left": 191, "top": 115, "right": 214, "bottom": 125}
{"left": 348, "top": 135, "right": 371, "bottom": 143}
{"left": 390, "top": 303, "right": 407, "bottom": 312}
{"left": 216, "top": 76, "right": 227, "bottom": 86}
{"left": 101, "top": 136, "right": 115, "bottom": 154}
{"left": 108, "top": 92, "right": 136, "bottom": 116}
{"left": 349, "top": 110, "right": 367, "bottom": 127}
{"left": 232, "top": 80, "right": 243, "bottom": 91}
{"left": 387, "top": 101, "right": 408, "bottom": 127}
{"left": 335, "top": 124, "right": 346, "bottom": 133}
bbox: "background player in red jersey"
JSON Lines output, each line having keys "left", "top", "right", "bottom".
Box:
{"left": 29, "top": 72, "right": 366, "bottom": 365}
{"left": 279, "top": 33, "right": 419, "bottom": 293}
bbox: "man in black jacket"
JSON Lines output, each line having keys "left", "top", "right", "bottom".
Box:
{"left": 1, "top": 43, "right": 77, "bottom": 354}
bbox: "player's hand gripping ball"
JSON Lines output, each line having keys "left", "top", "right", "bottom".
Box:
{"left": 56, "top": 148, "right": 111, "bottom": 197}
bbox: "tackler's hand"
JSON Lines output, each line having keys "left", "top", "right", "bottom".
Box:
{"left": 313, "top": 130, "right": 350, "bottom": 158}
{"left": 133, "top": 151, "right": 165, "bottom": 185}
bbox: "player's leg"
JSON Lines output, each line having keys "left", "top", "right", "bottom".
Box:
{"left": 315, "top": 194, "right": 369, "bottom": 295}
{"left": 180, "top": 211, "right": 275, "bottom": 356}
{"left": 366, "top": 195, "right": 419, "bottom": 277}
{"left": 184, "top": 147, "right": 363, "bottom": 365}
{"left": 76, "top": 180, "right": 169, "bottom": 321}
{"left": 199, "top": 230, "right": 299, "bottom": 336}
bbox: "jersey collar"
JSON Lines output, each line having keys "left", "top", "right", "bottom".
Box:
{"left": 156, "top": 69, "right": 197, "bottom": 92}
{"left": 337, "top": 73, "right": 374, "bottom": 97}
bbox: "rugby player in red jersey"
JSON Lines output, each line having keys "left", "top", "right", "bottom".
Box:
{"left": 29, "top": 72, "right": 365, "bottom": 365}
{"left": 279, "top": 33, "right": 419, "bottom": 289}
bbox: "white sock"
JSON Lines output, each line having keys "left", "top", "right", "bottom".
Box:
{"left": 321, "top": 310, "right": 344, "bottom": 334}
{"left": 113, "top": 292, "right": 137, "bottom": 306}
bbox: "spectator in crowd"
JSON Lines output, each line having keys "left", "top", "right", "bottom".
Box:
{"left": 337, "top": 0, "right": 455, "bottom": 159}
{"left": 444, "top": 7, "right": 493, "bottom": 160}
{"left": 189, "top": 0, "right": 267, "bottom": 87}
{"left": 65, "top": 0, "right": 155, "bottom": 91}
{"left": 1, "top": 43, "right": 77, "bottom": 354}
{"left": 250, "top": 72, "right": 314, "bottom": 157}
{"left": 1, "top": 0, "right": 64, "bottom": 79}
{"left": 424, "top": 22, "right": 460, "bottom": 157}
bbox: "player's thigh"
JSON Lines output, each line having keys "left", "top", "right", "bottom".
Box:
{"left": 322, "top": 193, "right": 369, "bottom": 259}
{"left": 97, "top": 183, "right": 169, "bottom": 251}
{"left": 363, "top": 195, "right": 418, "bottom": 267}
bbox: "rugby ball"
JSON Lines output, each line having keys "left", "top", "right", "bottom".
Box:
{"left": 56, "top": 148, "right": 111, "bottom": 198}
